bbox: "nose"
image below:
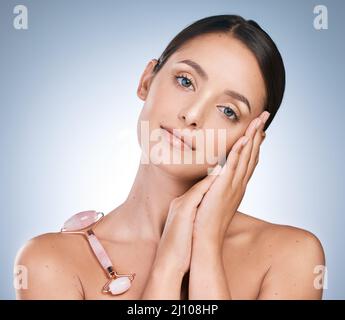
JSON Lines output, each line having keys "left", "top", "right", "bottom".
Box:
{"left": 177, "top": 101, "right": 208, "bottom": 129}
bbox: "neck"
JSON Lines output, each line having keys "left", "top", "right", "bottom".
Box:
{"left": 114, "top": 155, "right": 199, "bottom": 244}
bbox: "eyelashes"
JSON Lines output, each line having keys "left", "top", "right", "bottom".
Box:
{"left": 173, "top": 74, "right": 240, "bottom": 122}
{"left": 174, "top": 74, "right": 195, "bottom": 90}
{"left": 217, "top": 106, "right": 239, "bottom": 122}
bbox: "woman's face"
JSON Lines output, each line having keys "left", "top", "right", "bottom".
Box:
{"left": 136, "top": 32, "right": 267, "bottom": 181}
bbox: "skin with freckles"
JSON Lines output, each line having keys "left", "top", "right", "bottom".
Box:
{"left": 15, "top": 33, "right": 325, "bottom": 300}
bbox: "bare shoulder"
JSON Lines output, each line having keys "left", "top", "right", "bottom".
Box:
{"left": 235, "top": 211, "right": 325, "bottom": 257}
{"left": 234, "top": 211, "right": 326, "bottom": 299}
{"left": 14, "top": 232, "right": 86, "bottom": 299}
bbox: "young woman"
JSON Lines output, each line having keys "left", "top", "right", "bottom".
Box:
{"left": 15, "top": 14, "right": 325, "bottom": 300}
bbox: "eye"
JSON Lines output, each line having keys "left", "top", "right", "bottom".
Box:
{"left": 175, "top": 74, "right": 195, "bottom": 90}
{"left": 217, "top": 106, "right": 239, "bottom": 122}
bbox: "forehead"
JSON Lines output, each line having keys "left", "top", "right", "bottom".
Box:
{"left": 167, "top": 33, "right": 266, "bottom": 114}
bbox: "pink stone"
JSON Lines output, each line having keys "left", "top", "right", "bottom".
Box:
{"left": 108, "top": 277, "right": 131, "bottom": 295}
{"left": 86, "top": 233, "right": 113, "bottom": 270}
{"left": 62, "top": 210, "right": 99, "bottom": 231}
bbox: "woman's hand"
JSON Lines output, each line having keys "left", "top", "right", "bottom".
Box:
{"left": 154, "top": 110, "right": 269, "bottom": 276}
{"left": 193, "top": 111, "right": 270, "bottom": 247}
{"left": 154, "top": 164, "right": 223, "bottom": 276}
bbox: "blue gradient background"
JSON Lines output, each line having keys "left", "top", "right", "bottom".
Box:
{"left": 1, "top": 0, "right": 344, "bottom": 299}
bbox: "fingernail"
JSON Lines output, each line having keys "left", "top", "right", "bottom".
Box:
{"left": 261, "top": 111, "right": 270, "bottom": 124}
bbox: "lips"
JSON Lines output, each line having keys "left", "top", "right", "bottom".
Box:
{"left": 160, "top": 125, "right": 195, "bottom": 151}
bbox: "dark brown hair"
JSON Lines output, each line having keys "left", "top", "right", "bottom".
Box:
{"left": 152, "top": 14, "right": 286, "bottom": 131}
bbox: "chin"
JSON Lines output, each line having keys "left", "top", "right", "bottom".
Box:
{"left": 154, "top": 160, "right": 212, "bottom": 182}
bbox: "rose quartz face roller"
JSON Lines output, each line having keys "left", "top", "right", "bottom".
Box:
{"left": 60, "top": 210, "right": 136, "bottom": 296}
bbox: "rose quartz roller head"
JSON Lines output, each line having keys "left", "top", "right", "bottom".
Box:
{"left": 61, "top": 210, "right": 136, "bottom": 295}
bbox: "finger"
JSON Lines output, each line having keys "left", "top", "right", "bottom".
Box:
{"left": 231, "top": 117, "right": 261, "bottom": 187}
{"left": 231, "top": 138, "right": 254, "bottom": 188}
{"left": 219, "top": 135, "right": 248, "bottom": 181}
{"left": 243, "top": 111, "right": 270, "bottom": 184}
{"left": 182, "top": 164, "right": 222, "bottom": 208}
{"left": 217, "top": 117, "right": 260, "bottom": 187}
{"left": 243, "top": 123, "right": 265, "bottom": 185}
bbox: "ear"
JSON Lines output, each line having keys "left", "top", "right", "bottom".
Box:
{"left": 137, "top": 59, "right": 159, "bottom": 101}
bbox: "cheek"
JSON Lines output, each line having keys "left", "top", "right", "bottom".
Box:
{"left": 145, "top": 88, "right": 178, "bottom": 122}
{"left": 208, "top": 127, "right": 245, "bottom": 162}
{"left": 136, "top": 76, "right": 183, "bottom": 150}
{"left": 151, "top": 72, "right": 197, "bottom": 119}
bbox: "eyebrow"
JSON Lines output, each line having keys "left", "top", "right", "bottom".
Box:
{"left": 177, "top": 59, "right": 252, "bottom": 113}
{"left": 223, "top": 90, "right": 252, "bottom": 113}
